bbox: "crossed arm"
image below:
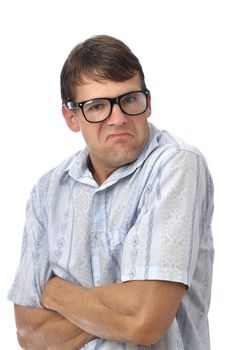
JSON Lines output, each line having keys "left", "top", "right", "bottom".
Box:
{"left": 14, "top": 304, "right": 95, "bottom": 350}
{"left": 15, "top": 278, "right": 186, "bottom": 349}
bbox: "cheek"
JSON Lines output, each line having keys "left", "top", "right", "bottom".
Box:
{"left": 138, "top": 122, "right": 150, "bottom": 144}
{"left": 80, "top": 125, "right": 101, "bottom": 149}
{"left": 134, "top": 119, "right": 149, "bottom": 134}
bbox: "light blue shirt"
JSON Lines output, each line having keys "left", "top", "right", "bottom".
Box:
{"left": 8, "top": 123, "right": 214, "bottom": 350}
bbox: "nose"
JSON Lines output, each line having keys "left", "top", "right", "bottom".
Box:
{"left": 106, "top": 103, "right": 128, "bottom": 126}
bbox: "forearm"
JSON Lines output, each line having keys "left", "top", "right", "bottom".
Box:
{"left": 14, "top": 304, "right": 95, "bottom": 350}
{"left": 41, "top": 277, "right": 185, "bottom": 345}
{"left": 42, "top": 279, "right": 134, "bottom": 343}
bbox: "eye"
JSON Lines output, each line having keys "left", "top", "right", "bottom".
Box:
{"left": 84, "top": 99, "right": 109, "bottom": 114}
{"left": 89, "top": 103, "right": 104, "bottom": 112}
{"left": 126, "top": 96, "right": 136, "bottom": 103}
{"left": 121, "top": 93, "right": 137, "bottom": 105}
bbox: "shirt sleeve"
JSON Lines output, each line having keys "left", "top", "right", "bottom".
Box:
{"left": 7, "top": 171, "right": 53, "bottom": 308}
{"left": 120, "top": 150, "right": 214, "bottom": 287}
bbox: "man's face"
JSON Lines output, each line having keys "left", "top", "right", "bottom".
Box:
{"left": 63, "top": 74, "right": 151, "bottom": 183}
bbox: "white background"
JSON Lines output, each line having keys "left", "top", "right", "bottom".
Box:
{"left": 0, "top": 1, "right": 232, "bottom": 348}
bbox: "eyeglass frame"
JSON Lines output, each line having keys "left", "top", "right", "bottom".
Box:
{"left": 64, "top": 89, "right": 150, "bottom": 123}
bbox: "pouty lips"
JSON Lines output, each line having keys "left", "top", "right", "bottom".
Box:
{"left": 106, "top": 132, "right": 134, "bottom": 141}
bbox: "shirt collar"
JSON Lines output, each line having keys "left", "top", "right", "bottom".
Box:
{"left": 63, "top": 123, "right": 161, "bottom": 189}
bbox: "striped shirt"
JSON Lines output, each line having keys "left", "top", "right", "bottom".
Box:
{"left": 8, "top": 123, "right": 214, "bottom": 350}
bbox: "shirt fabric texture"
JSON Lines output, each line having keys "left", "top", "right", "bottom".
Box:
{"left": 8, "top": 123, "right": 214, "bottom": 350}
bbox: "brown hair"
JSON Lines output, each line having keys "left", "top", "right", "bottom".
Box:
{"left": 60, "top": 34, "right": 146, "bottom": 103}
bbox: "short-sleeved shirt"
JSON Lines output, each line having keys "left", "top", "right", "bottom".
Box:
{"left": 8, "top": 123, "right": 214, "bottom": 350}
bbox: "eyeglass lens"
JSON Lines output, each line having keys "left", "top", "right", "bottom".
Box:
{"left": 83, "top": 91, "right": 147, "bottom": 122}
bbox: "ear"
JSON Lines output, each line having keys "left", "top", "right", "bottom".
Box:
{"left": 62, "top": 106, "right": 80, "bottom": 132}
{"left": 146, "top": 94, "right": 152, "bottom": 118}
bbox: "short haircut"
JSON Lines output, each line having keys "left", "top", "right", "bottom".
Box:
{"left": 60, "top": 34, "right": 146, "bottom": 103}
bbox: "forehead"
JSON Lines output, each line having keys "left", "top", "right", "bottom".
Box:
{"left": 74, "top": 74, "right": 142, "bottom": 102}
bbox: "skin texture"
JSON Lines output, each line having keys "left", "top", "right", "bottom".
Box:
{"left": 14, "top": 75, "right": 187, "bottom": 348}
{"left": 40, "top": 278, "right": 186, "bottom": 346}
{"left": 62, "top": 74, "right": 151, "bottom": 184}
{"left": 14, "top": 305, "right": 95, "bottom": 350}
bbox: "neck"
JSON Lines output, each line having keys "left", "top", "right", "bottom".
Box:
{"left": 88, "top": 158, "right": 118, "bottom": 185}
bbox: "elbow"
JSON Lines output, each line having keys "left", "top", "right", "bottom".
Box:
{"left": 136, "top": 333, "right": 163, "bottom": 347}
{"left": 16, "top": 329, "right": 28, "bottom": 349}
{"left": 16, "top": 326, "right": 42, "bottom": 350}
{"left": 130, "top": 315, "right": 172, "bottom": 346}
{"left": 131, "top": 329, "right": 160, "bottom": 346}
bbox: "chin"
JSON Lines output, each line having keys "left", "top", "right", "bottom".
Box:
{"left": 108, "top": 146, "right": 141, "bottom": 167}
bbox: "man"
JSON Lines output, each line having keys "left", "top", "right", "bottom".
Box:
{"left": 8, "top": 35, "right": 214, "bottom": 349}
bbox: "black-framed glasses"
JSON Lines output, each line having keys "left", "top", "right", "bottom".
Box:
{"left": 65, "top": 89, "right": 150, "bottom": 123}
